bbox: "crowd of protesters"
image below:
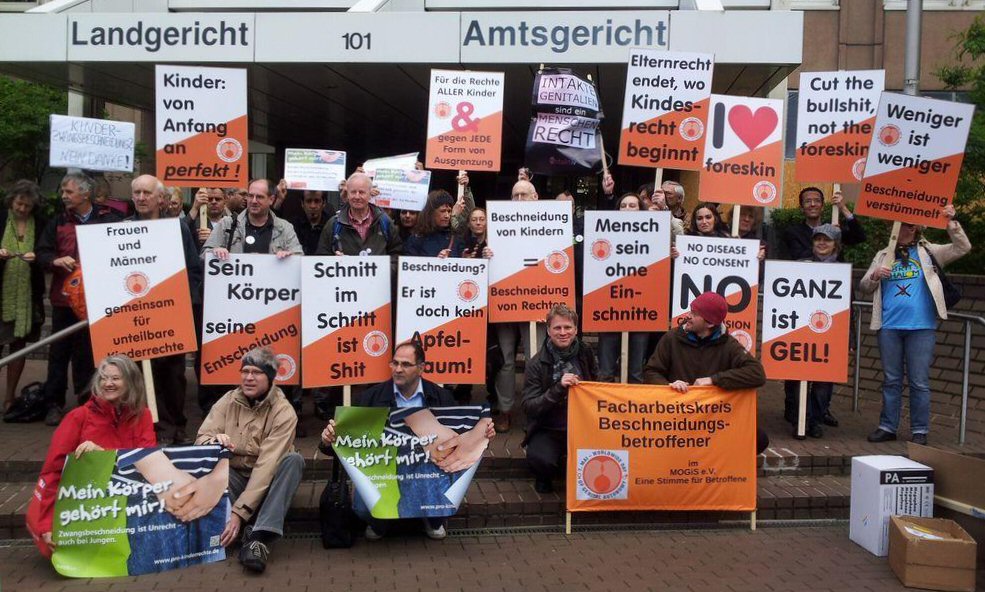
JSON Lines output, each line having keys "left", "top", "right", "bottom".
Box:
{"left": 0, "top": 163, "right": 973, "bottom": 569}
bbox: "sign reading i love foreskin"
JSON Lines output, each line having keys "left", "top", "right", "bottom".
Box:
{"left": 700, "top": 94, "right": 784, "bottom": 207}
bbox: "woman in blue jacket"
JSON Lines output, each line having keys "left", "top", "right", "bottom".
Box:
{"left": 404, "top": 190, "right": 463, "bottom": 258}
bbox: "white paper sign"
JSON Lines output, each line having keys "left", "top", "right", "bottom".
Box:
{"left": 284, "top": 148, "right": 347, "bottom": 191}
{"left": 49, "top": 114, "right": 135, "bottom": 172}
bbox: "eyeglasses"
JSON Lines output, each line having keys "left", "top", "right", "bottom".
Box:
{"left": 207, "top": 197, "right": 225, "bottom": 203}
{"left": 389, "top": 360, "right": 419, "bottom": 369}
{"left": 240, "top": 368, "right": 265, "bottom": 377}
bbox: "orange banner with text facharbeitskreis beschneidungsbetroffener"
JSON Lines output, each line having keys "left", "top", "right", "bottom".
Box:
{"left": 566, "top": 382, "right": 757, "bottom": 512}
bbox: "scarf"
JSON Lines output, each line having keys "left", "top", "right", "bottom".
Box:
{"left": 1, "top": 214, "right": 34, "bottom": 338}
{"left": 545, "top": 337, "right": 581, "bottom": 383}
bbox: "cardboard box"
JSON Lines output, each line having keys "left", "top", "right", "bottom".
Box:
{"left": 907, "top": 443, "right": 985, "bottom": 562}
{"left": 889, "top": 515, "right": 977, "bottom": 592}
{"left": 849, "top": 455, "right": 934, "bottom": 556}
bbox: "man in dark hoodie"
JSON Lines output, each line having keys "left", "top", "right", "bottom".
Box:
{"left": 643, "top": 291, "right": 769, "bottom": 454}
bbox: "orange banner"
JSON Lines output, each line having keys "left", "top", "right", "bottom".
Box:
{"left": 301, "top": 303, "right": 392, "bottom": 387}
{"left": 201, "top": 305, "right": 301, "bottom": 386}
{"left": 795, "top": 116, "right": 875, "bottom": 183}
{"left": 856, "top": 153, "right": 964, "bottom": 229}
{"left": 566, "top": 382, "right": 757, "bottom": 512}
{"left": 489, "top": 245, "right": 576, "bottom": 323}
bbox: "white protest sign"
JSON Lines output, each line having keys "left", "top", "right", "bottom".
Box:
{"left": 301, "top": 256, "right": 391, "bottom": 387}
{"left": 284, "top": 148, "right": 347, "bottom": 191}
{"left": 49, "top": 114, "right": 135, "bottom": 172}
{"left": 201, "top": 254, "right": 301, "bottom": 385}
{"left": 795, "top": 70, "right": 884, "bottom": 182}
{"left": 425, "top": 69, "right": 504, "bottom": 172}
{"left": 371, "top": 168, "right": 432, "bottom": 212}
{"left": 486, "top": 201, "right": 574, "bottom": 323}
{"left": 362, "top": 152, "right": 419, "bottom": 177}
{"left": 76, "top": 219, "right": 197, "bottom": 362}
{"left": 397, "top": 257, "right": 488, "bottom": 383}
{"left": 761, "top": 261, "right": 852, "bottom": 383}
{"left": 618, "top": 48, "right": 714, "bottom": 170}
{"left": 582, "top": 211, "right": 672, "bottom": 333}
{"left": 672, "top": 235, "right": 761, "bottom": 353}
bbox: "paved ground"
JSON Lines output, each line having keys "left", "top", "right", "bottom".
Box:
{"left": 3, "top": 524, "right": 976, "bottom": 592}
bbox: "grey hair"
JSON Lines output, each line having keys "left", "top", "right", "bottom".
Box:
{"left": 662, "top": 180, "right": 685, "bottom": 201}
{"left": 347, "top": 172, "right": 373, "bottom": 190}
{"left": 89, "top": 355, "right": 147, "bottom": 415}
{"left": 61, "top": 171, "right": 95, "bottom": 195}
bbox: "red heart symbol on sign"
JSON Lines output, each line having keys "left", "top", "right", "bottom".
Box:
{"left": 727, "top": 105, "right": 778, "bottom": 151}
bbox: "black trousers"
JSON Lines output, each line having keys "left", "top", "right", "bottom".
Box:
{"left": 149, "top": 353, "right": 188, "bottom": 431}
{"left": 43, "top": 306, "right": 95, "bottom": 409}
{"left": 526, "top": 429, "right": 567, "bottom": 482}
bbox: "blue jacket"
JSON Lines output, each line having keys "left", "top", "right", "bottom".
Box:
{"left": 404, "top": 229, "right": 463, "bottom": 258}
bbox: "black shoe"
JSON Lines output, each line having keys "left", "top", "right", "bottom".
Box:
{"left": 867, "top": 428, "right": 897, "bottom": 443}
{"left": 534, "top": 478, "right": 554, "bottom": 494}
{"left": 822, "top": 412, "right": 839, "bottom": 427}
{"left": 44, "top": 406, "right": 64, "bottom": 427}
{"left": 911, "top": 433, "right": 928, "bottom": 446}
{"left": 808, "top": 424, "right": 823, "bottom": 439}
{"left": 239, "top": 539, "right": 269, "bottom": 573}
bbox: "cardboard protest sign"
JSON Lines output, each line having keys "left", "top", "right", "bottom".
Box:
{"left": 582, "top": 211, "right": 672, "bottom": 333}
{"left": 155, "top": 65, "right": 247, "bottom": 188}
{"left": 333, "top": 405, "right": 491, "bottom": 519}
{"left": 49, "top": 114, "right": 135, "bottom": 172}
{"left": 201, "top": 254, "right": 301, "bottom": 385}
{"left": 362, "top": 152, "right": 419, "bottom": 177}
{"left": 525, "top": 68, "right": 603, "bottom": 175}
{"left": 795, "top": 70, "right": 884, "bottom": 182}
{"left": 700, "top": 94, "right": 784, "bottom": 207}
{"left": 425, "top": 69, "right": 504, "bottom": 172}
{"left": 618, "top": 49, "right": 714, "bottom": 170}
{"left": 50, "top": 447, "right": 228, "bottom": 577}
{"left": 301, "top": 256, "right": 391, "bottom": 388}
{"left": 371, "top": 168, "right": 432, "bottom": 212}
{"left": 762, "top": 261, "right": 852, "bottom": 383}
{"left": 396, "top": 257, "right": 488, "bottom": 383}
{"left": 566, "top": 383, "right": 757, "bottom": 512}
{"left": 672, "top": 236, "right": 760, "bottom": 354}
{"left": 76, "top": 219, "right": 197, "bottom": 363}
{"left": 856, "top": 92, "right": 975, "bottom": 228}
{"left": 486, "top": 201, "right": 575, "bottom": 323}
{"left": 284, "top": 148, "right": 346, "bottom": 191}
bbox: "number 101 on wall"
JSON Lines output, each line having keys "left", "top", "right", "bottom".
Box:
{"left": 342, "top": 32, "right": 371, "bottom": 50}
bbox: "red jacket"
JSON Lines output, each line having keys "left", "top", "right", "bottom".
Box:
{"left": 26, "top": 396, "right": 156, "bottom": 556}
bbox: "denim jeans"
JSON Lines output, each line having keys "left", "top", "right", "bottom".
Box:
{"left": 597, "top": 332, "right": 650, "bottom": 384}
{"left": 878, "top": 328, "right": 936, "bottom": 435}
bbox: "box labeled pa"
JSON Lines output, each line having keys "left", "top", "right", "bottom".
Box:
{"left": 850, "top": 455, "right": 934, "bottom": 556}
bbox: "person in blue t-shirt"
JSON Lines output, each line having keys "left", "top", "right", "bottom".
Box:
{"left": 859, "top": 205, "right": 971, "bottom": 445}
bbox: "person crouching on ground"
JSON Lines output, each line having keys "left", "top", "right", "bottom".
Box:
{"left": 643, "top": 291, "right": 769, "bottom": 454}
{"left": 195, "top": 346, "right": 303, "bottom": 573}
{"left": 521, "top": 304, "right": 598, "bottom": 493}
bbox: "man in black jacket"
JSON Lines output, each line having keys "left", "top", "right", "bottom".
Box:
{"left": 320, "top": 340, "right": 494, "bottom": 540}
{"left": 521, "top": 304, "right": 598, "bottom": 493}
{"left": 781, "top": 187, "right": 865, "bottom": 261}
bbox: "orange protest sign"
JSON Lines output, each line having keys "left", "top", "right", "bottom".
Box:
{"left": 486, "top": 201, "right": 575, "bottom": 323}
{"left": 76, "top": 219, "right": 197, "bottom": 363}
{"left": 672, "top": 236, "right": 760, "bottom": 354}
{"left": 856, "top": 92, "right": 975, "bottom": 228}
{"left": 700, "top": 94, "right": 784, "bottom": 207}
{"left": 396, "top": 257, "right": 488, "bottom": 383}
{"left": 795, "top": 70, "right": 884, "bottom": 183}
{"left": 301, "top": 257, "right": 391, "bottom": 387}
{"left": 566, "top": 382, "right": 757, "bottom": 512}
{"left": 582, "top": 211, "right": 671, "bottom": 333}
{"left": 201, "top": 254, "right": 301, "bottom": 386}
{"left": 425, "top": 69, "right": 504, "bottom": 172}
{"left": 761, "top": 261, "right": 852, "bottom": 383}
{"left": 155, "top": 66, "right": 247, "bottom": 188}
{"left": 618, "top": 49, "right": 714, "bottom": 170}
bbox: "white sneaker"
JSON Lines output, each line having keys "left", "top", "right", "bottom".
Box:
{"left": 364, "top": 525, "right": 383, "bottom": 541}
{"left": 423, "top": 522, "right": 447, "bottom": 540}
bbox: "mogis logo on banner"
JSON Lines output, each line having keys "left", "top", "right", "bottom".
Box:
{"left": 576, "top": 449, "right": 629, "bottom": 501}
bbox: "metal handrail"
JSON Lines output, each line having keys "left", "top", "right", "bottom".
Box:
{"left": 850, "top": 300, "right": 984, "bottom": 445}
{"left": 0, "top": 320, "right": 87, "bottom": 369}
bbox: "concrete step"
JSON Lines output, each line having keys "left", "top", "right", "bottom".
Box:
{"left": 0, "top": 474, "right": 850, "bottom": 539}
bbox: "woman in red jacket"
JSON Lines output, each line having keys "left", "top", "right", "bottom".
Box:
{"left": 26, "top": 354, "right": 156, "bottom": 557}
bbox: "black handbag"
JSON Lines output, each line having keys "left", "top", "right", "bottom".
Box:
{"left": 319, "top": 456, "right": 357, "bottom": 549}
{"left": 926, "top": 250, "right": 962, "bottom": 309}
{"left": 3, "top": 381, "right": 47, "bottom": 423}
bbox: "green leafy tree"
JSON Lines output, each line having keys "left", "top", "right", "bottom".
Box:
{"left": 0, "top": 76, "right": 67, "bottom": 182}
{"left": 935, "top": 17, "right": 985, "bottom": 274}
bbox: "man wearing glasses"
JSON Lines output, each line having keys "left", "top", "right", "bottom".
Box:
{"left": 195, "top": 346, "right": 304, "bottom": 573}
{"left": 319, "top": 340, "right": 495, "bottom": 540}
{"left": 203, "top": 178, "right": 302, "bottom": 261}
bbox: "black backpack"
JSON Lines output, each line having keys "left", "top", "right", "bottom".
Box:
{"left": 3, "top": 381, "right": 47, "bottom": 423}
{"left": 319, "top": 457, "right": 358, "bottom": 548}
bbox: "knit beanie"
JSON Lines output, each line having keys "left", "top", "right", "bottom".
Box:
{"left": 241, "top": 347, "right": 279, "bottom": 386}
{"left": 690, "top": 291, "right": 728, "bottom": 326}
